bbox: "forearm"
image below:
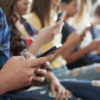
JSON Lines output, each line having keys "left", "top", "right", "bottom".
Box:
{"left": 46, "top": 71, "right": 59, "bottom": 84}
{"left": 0, "top": 71, "right": 9, "bottom": 95}
{"left": 28, "top": 37, "right": 43, "bottom": 56}
{"left": 54, "top": 41, "right": 79, "bottom": 59}
{"left": 66, "top": 46, "right": 91, "bottom": 64}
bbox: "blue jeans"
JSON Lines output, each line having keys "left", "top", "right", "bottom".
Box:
{"left": 5, "top": 80, "right": 100, "bottom": 100}
{"left": 52, "top": 63, "right": 100, "bottom": 80}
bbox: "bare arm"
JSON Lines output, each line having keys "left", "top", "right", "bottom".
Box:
{"left": 28, "top": 20, "right": 63, "bottom": 56}
{"left": 66, "top": 40, "right": 100, "bottom": 64}
{"left": 66, "top": 46, "right": 91, "bottom": 64}
{"left": 0, "top": 71, "right": 8, "bottom": 95}
{"left": 53, "top": 33, "right": 83, "bottom": 59}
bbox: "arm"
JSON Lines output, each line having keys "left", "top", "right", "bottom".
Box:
{"left": 66, "top": 46, "right": 91, "bottom": 64}
{"left": 66, "top": 40, "right": 100, "bottom": 64}
{"left": 53, "top": 33, "right": 82, "bottom": 59}
{"left": 28, "top": 20, "right": 63, "bottom": 56}
{"left": 45, "top": 71, "right": 72, "bottom": 100}
{"left": 0, "top": 71, "right": 9, "bottom": 95}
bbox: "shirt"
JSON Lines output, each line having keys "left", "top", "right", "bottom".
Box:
{"left": 0, "top": 8, "right": 10, "bottom": 69}
{"left": 61, "top": 22, "right": 75, "bottom": 44}
{"left": 90, "top": 26, "right": 100, "bottom": 39}
{"left": 24, "top": 11, "right": 66, "bottom": 69}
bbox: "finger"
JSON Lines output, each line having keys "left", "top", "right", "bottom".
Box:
{"left": 41, "top": 61, "right": 50, "bottom": 69}
{"left": 81, "top": 27, "right": 90, "bottom": 37}
{"left": 65, "top": 90, "right": 73, "bottom": 98}
{"left": 56, "top": 88, "right": 62, "bottom": 100}
{"left": 59, "top": 90, "right": 65, "bottom": 100}
{"left": 51, "top": 84, "right": 56, "bottom": 96}
{"left": 33, "top": 76, "right": 45, "bottom": 82}
{"left": 25, "top": 54, "right": 54, "bottom": 68}
{"left": 53, "top": 20, "right": 63, "bottom": 29}
{"left": 35, "top": 69, "right": 47, "bottom": 76}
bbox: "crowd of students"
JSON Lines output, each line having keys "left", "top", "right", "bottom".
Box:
{"left": 0, "top": 0, "right": 100, "bottom": 100}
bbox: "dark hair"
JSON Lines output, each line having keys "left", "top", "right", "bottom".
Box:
{"left": 31, "top": 0, "right": 51, "bottom": 28}
{"left": 94, "top": 5, "right": 100, "bottom": 16}
{"left": 0, "top": 0, "right": 26, "bottom": 56}
{"left": 61, "top": 0, "right": 72, "bottom": 4}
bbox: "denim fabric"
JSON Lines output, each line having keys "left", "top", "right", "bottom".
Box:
{"left": 52, "top": 63, "right": 100, "bottom": 80}
{"left": 0, "top": 8, "right": 10, "bottom": 69}
{"left": 5, "top": 80, "right": 100, "bottom": 100}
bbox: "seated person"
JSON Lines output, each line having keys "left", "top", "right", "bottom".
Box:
{"left": 1, "top": 1, "right": 100, "bottom": 100}
{"left": 0, "top": 4, "right": 72, "bottom": 100}
{"left": 9, "top": 0, "right": 100, "bottom": 81}
{"left": 60, "top": 0, "right": 100, "bottom": 69}
{"left": 90, "top": 5, "right": 100, "bottom": 39}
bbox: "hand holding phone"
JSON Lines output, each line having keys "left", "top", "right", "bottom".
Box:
{"left": 57, "top": 11, "right": 66, "bottom": 22}
{"left": 37, "top": 45, "right": 62, "bottom": 58}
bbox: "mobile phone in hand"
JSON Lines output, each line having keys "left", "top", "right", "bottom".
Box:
{"left": 57, "top": 11, "right": 66, "bottom": 22}
{"left": 37, "top": 45, "right": 62, "bottom": 58}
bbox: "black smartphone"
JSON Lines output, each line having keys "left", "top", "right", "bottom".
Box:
{"left": 57, "top": 11, "right": 66, "bottom": 22}
{"left": 37, "top": 45, "right": 62, "bottom": 58}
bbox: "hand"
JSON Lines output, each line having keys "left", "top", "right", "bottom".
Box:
{"left": 66, "top": 27, "right": 89, "bottom": 47}
{"left": 50, "top": 80, "right": 72, "bottom": 100}
{"left": 0, "top": 55, "right": 54, "bottom": 94}
{"left": 88, "top": 40, "right": 100, "bottom": 52}
{"left": 37, "top": 20, "right": 64, "bottom": 44}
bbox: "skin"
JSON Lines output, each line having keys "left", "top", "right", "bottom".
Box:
{"left": 60, "top": 0, "right": 100, "bottom": 64}
{"left": 0, "top": 55, "right": 54, "bottom": 95}
{"left": 14, "top": 0, "right": 63, "bottom": 56}
{"left": 8, "top": 0, "right": 73, "bottom": 99}
{"left": 51, "top": 0, "right": 61, "bottom": 9}
{"left": 91, "top": 14, "right": 100, "bottom": 26}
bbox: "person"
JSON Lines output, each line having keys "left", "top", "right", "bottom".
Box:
{"left": 22, "top": 0, "right": 100, "bottom": 81}
{"left": 90, "top": 5, "right": 100, "bottom": 39}
{"left": 0, "top": 1, "right": 73, "bottom": 100}
{"left": 60, "top": 0, "right": 100, "bottom": 69}
{"left": 0, "top": 55, "right": 54, "bottom": 95}
{"left": 0, "top": 0, "right": 63, "bottom": 56}
{"left": 1, "top": 1, "right": 100, "bottom": 100}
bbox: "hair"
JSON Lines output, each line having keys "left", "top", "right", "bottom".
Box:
{"left": 72, "top": 0, "right": 91, "bottom": 23}
{"left": 61, "top": 0, "right": 72, "bottom": 4}
{"left": 0, "top": 0, "right": 26, "bottom": 56}
{"left": 94, "top": 5, "right": 100, "bottom": 17}
{"left": 31, "top": 0, "right": 51, "bottom": 28}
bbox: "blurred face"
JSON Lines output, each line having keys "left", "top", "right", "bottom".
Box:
{"left": 15, "top": 0, "right": 30, "bottom": 15}
{"left": 61, "top": 0, "right": 78, "bottom": 17}
{"left": 51, "top": 0, "right": 61, "bottom": 9}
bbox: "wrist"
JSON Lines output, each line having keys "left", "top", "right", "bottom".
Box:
{"left": 36, "top": 35, "right": 45, "bottom": 46}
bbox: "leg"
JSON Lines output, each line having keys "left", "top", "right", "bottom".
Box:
{"left": 60, "top": 80, "right": 100, "bottom": 100}
{"left": 60, "top": 63, "right": 100, "bottom": 80}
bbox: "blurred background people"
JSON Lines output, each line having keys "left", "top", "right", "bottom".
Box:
{"left": 60, "top": 0, "right": 100, "bottom": 69}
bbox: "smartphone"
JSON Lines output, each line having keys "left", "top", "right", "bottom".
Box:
{"left": 57, "top": 11, "right": 66, "bottom": 22}
{"left": 37, "top": 45, "right": 62, "bottom": 58}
